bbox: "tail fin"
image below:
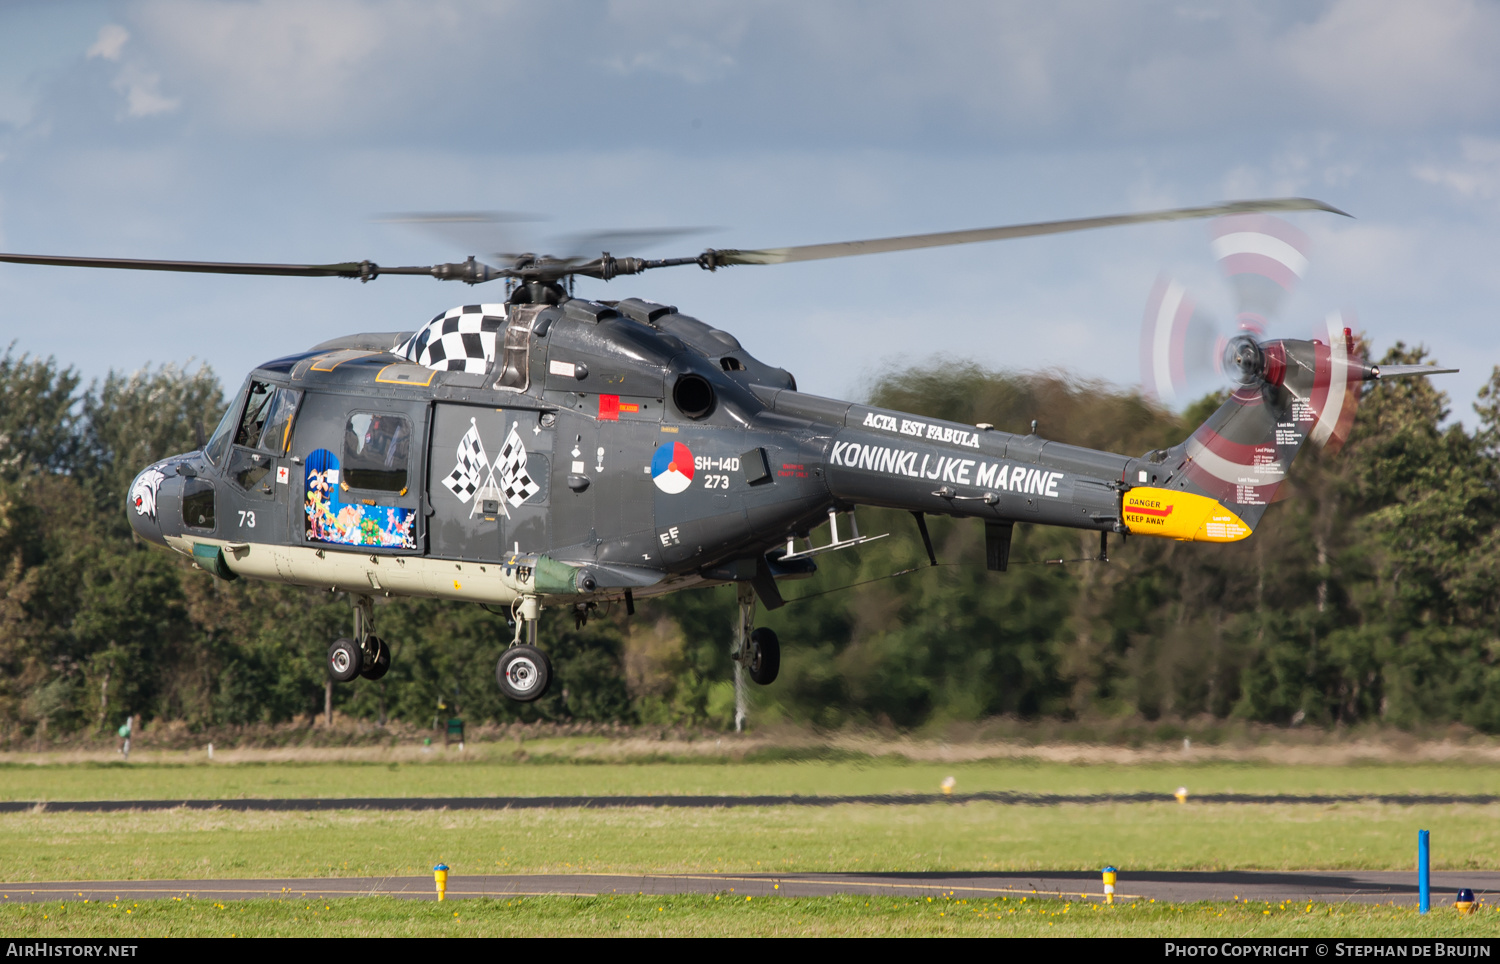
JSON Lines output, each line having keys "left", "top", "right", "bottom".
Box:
{"left": 1123, "top": 332, "right": 1363, "bottom": 543}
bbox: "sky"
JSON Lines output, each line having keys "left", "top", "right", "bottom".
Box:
{"left": 1, "top": 0, "right": 1498, "bottom": 422}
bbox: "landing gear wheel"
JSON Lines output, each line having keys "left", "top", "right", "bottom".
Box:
{"left": 359, "top": 636, "right": 391, "bottom": 681}
{"left": 748, "top": 627, "right": 780, "bottom": 685}
{"left": 497, "top": 645, "right": 552, "bottom": 702}
{"left": 328, "top": 637, "right": 362, "bottom": 683}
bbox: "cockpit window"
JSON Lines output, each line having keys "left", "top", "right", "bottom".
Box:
{"left": 204, "top": 400, "right": 237, "bottom": 466}
{"left": 260, "top": 388, "right": 303, "bottom": 455}
{"left": 343, "top": 413, "right": 411, "bottom": 492}
{"left": 213, "top": 380, "right": 302, "bottom": 463}
{"left": 235, "top": 381, "right": 276, "bottom": 449}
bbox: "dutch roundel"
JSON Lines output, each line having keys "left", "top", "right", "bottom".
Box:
{"left": 651, "top": 441, "right": 695, "bottom": 494}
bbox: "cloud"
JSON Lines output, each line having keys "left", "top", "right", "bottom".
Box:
{"left": 600, "top": 1, "right": 746, "bottom": 83}
{"left": 4, "top": 2, "right": 1498, "bottom": 427}
{"left": 1414, "top": 138, "right": 1500, "bottom": 201}
{"left": 81, "top": 22, "right": 179, "bottom": 118}
{"left": 127, "top": 0, "right": 510, "bottom": 136}
{"left": 54, "top": 1, "right": 1497, "bottom": 149}
{"left": 602, "top": 36, "right": 738, "bottom": 85}
{"left": 113, "top": 64, "right": 179, "bottom": 118}
{"left": 87, "top": 24, "right": 129, "bottom": 62}
{"left": 1280, "top": 0, "right": 1500, "bottom": 126}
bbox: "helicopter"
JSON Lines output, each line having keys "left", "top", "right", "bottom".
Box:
{"left": 0, "top": 197, "right": 1457, "bottom": 704}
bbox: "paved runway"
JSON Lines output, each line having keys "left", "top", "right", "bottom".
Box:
{"left": 2, "top": 871, "right": 1494, "bottom": 906}
{"left": 3, "top": 792, "right": 1498, "bottom": 812}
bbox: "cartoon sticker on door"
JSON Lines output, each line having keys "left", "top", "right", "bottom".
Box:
{"left": 304, "top": 448, "right": 416, "bottom": 549}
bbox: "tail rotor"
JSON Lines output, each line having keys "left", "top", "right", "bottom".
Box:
{"left": 1140, "top": 213, "right": 1363, "bottom": 454}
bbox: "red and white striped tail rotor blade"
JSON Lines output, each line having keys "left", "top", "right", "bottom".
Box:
{"left": 1211, "top": 214, "right": 1312, "bottom": 335}
{"left": 1180, "top": 386, "right": 1289, "bottom": 507}
{"left": 1140, "top": 275, "right": 1220, "bottom": 404}
{"left": 1141, "top": 276, "right": 1190, "bottom": 402}
{"left": 1306, "top": 310, "right": 1361, "bottom": 453}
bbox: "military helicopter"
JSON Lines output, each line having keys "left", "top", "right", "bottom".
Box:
{"left": 0, "top": 198, "right": 1456, "bottom": 703}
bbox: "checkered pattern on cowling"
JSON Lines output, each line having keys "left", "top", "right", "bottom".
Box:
{"left": 395, "top": 304, "right": 507, "bottom": 373}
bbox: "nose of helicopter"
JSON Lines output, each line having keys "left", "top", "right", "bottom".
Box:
{"left": 126, "top": 465, "right": 171, "bottom": 547}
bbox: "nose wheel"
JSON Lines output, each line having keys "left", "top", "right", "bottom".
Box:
{"left": 496, "top": 645, "right": 553, "bottom": 702}
{"left": 496, "top": 595, "right": 553, "bottom": 702}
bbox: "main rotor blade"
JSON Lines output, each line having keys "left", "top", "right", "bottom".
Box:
{"left": 0, "top": 252, "right": 374, "bottom": 277}
{"left": 373, "top": 211, "right": 543, "bottom": 226}
{"left": 0, "top": 252, "right": 498, "bottom": 282}
{"left": 554, "top": 227, "right": 715, "bottom": 261}
{"left": 375, "top": 210, "right": 544, "bottom": 264}
{"left": 709, "top": 198, "right": 1350, "bottom": 267}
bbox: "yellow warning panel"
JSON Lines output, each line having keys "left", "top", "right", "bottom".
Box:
{"left": 1122, "top": 487, "right": 1251, "bottom": 543}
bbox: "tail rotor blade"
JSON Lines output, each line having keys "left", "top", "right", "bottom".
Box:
{"left": 1141, "top": 213, "right": 1318, "bottom": 407}
{"left": 1139, "top": 276, "right": 1223, "bottom": 403}
{"left": 1180, "top": 385, "right": 1289, "bottom": 508}
{"left": 1211, "top": 214, "right": 1313, "bottom": 336}
{"left": 1305, "top": 311, "right": 1362, "bottom": 454}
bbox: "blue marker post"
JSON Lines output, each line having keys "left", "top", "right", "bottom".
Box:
{"left": 1418, "top": 830, "right": 1431, "bottom": 914}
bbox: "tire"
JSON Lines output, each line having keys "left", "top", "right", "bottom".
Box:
{"left": 360, "top": 636, "right": 391, "bottom": 681}
{"left": 748, "top": 627, "right": 780, "bottom": 685}
{"left": 328, "top": 637, "right": 363, "bottom": 683}
{"left": 496, "top": 645, "right": 552, "bottom": 702}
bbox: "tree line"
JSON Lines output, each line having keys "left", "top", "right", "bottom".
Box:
{"left": 0, "top": 340, "right": 1495, "bottom": 740}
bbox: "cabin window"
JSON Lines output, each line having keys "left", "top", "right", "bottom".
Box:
{"left": 342, "top": 412, "right": 411, "bottom": 492}
{"left": 181, "top": 479, "right": 216, "bottom": 530}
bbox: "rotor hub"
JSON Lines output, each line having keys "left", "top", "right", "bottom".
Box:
{"left": 1222, "top": 335, "right": 1264, "bottom": 386}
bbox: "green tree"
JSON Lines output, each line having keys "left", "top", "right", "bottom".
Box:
{"left": 79, "top": 363, "right": 225, "bottom": 521}
{"left": 0, "top": 348, "right": 80, "bottom": 478}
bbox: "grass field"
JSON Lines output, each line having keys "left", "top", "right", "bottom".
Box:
{"left": 0, "top": 801, "right": 1493, "bottom": 881}
{"left": 4, "top": 755, "right": 1500, "bottom": 801}
{"left": 3, "top": 748, "right": 1495, "bottom": 937}
{"left": 4, "top": 894, "right": 1500, "bottom": 938}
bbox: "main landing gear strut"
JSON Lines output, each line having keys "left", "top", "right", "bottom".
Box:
{"left": 730, "top": 584, "right": 781, "bottom": 731}
{"left": 326, "top": 592, "right": 553, "bottom": 703}
{"left": 327, "top": 594, "right": 391, "bottom": 683}
{"left": 496, "top": 593, "right": 553, "bottom": 703}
